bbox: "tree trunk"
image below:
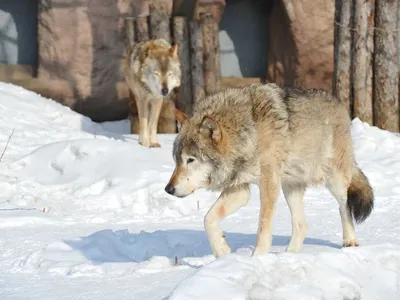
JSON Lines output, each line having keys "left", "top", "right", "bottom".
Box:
{"left": 201, "top": 14, "right": 221, "bottom": 95}
{"left": 352, "top": 0, "right": 374, "bottom": 125}
{"left": 125, "top": 17, "right": 135, "bottom": 47}
{"left": 189, "top": 20, "right": 205, "bottom": 106}
{"left": 172, "top": 16, "right": 193, "bottom": 115}
{"left": 333, "top": 0, "right": 353, "bottom": 115}
{"left": 398, "top": 1, "right": 400, "bottom": 129}
{"left": 128, "top": 16, "right": 149, "bottom": 134}
{"left": 149, "top": 0, "right": 176, "bottom": 133}
{"left": 135, "top": 16, "right": 150, "bottom": 42}
{"left": 149, "top": 0, "right": 171, "bottom": 42}
{"left": 374, "top": 0, "right": 399, "bottom": 132}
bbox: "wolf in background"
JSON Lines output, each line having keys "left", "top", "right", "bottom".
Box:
{"left": 123, "top": 39, "right": 181, "bottom": 148}
{"left": 165, "top": 83, "right": 374, "bottom": 257}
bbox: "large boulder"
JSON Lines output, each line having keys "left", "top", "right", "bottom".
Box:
{"left": 37, "top": 0, "right": 131, "bottom": 122}
{"left": 268, "top": 0, "right": 334, "bottom": 91}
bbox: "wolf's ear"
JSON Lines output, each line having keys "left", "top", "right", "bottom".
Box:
{"left": 149, "top": 40, "right": 157, "bottom": 50}
{"left": 169, "top": 43, "right": 179, "bottom": 58}
{"left": 147, "top": 40, "right": 157, "bottom": 57}
{"left": 174, "top": 108, "right": 188, "bottom": 125}
{"left": 200, "top": 116, "right": 222, "bottom": 143}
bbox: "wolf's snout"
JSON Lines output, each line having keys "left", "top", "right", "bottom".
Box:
{"left": 164, "top": 183, "right": 175, "bottom": 195}
{"left": 161, "top": 88, "right": 169, "bottom": 96}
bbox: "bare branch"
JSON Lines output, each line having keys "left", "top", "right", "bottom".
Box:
{"left": 0, "top": 128, "right": 15, "bottom": 163}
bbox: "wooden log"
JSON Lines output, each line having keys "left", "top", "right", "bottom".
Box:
{"left": 333, "top": 0, "right": 353, "bottom": 115}
{"left": 398, "top": 2, "right": 400, "bottom": 129}
{"left": 189, "top": 20, "right": 205, "bottom": 106}
{"left": 172, "top": 16, "right": 193, "bottom": 115}
{"left": 132, "top": 0, "right": 150, "bottom": 18}
{"left": 149, "top": 0, "right": 176, "bottom": 133}
{"left": 129, "top": 16, "right": 149, "bottom": 134}
{"left": 213, "top": 15, "right": 221, "bottom": 91}
{"left": 125, "top": 17, "right": 135, "bottom": 47}
{"left": 352, "top": 0, "right": 374, "bottom": 125}
{"left": 127, "top": 1, "right": 150, "bottom": 134}
{"left": 201, "top": 13, "right": 221, "bottom": 95}
{"left": 374, "top": 0, "right": 399, "bottom": 132}
{"left": 149, "top": 0, "right": 172, "bottom": 42}
{"left": 135, "top": 16, "right": 150, "bottom": 42}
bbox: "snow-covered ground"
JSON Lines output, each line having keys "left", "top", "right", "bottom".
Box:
{"left": 0, "top": 82, "right": 400, "bottom": 300}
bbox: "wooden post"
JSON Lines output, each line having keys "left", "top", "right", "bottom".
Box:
{"left": 125, "top": 17, "right": 135, "bottom": 47}
{"left": 374, "top": 0, "right": 399, "bottom": 132}
{"left": 333, "top": 0, "right": 353, "bottom": 115}
{"left": 352, "top": 0, "right": 374, "bottom": 125}
{"left": 135, "top": 16, "right": 150, "bottom": 42}
{"left": 149, "top": 0, "right": 171, "bottom": 42}
{"left": 189, "top": 20, "right": 205, "bottom": 106}
{"left": 127, "top": 16, "right": 149, "bottom": 135}
{"left": 149, "top": 0, "right": 176, "bottom": 133}
{"left": 172, "top": 16, "right": 193, "bottom": 115}
{"left": 127, "top": 0, "right": 150, "bottom": 134}
{"left": 398, "top": 2, "right": 400, "bottom": 129}
{"left": 201, "top": 13, "right": 221, "bottom": 95}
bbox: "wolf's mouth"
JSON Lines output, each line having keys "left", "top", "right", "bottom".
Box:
{"left": 175, "top": 189, "right": 195, "bottom": 198}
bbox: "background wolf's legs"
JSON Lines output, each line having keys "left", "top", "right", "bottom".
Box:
{"left": 326, "top": 174, "right": 359, "bottom": 247}
{"left": 148, "top": 99, "right": 163, "bottom": 147}
{"left": 136, "top": 96, "right": 150, "bottom": 147}
{"left": 204, "top": 184, "right": 250, "bottom": 257}
{"left": 282, "top": 181, "right": 308, "bottom": 252}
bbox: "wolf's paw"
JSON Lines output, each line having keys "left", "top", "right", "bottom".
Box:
{"left": 286, "top": 244, "right": 302, "bottom": 253}
{"left": 343, "top": 239, "right": 360, "bottom": 247}
{"left": 150, "top": 142, "right": 161, "bottom": 148}
{"left": 252, "top": 244, "right": 271, "bottom": 256}
{"left": 139, "top": 140, "right": 151, "bottom": 148}
{"left": 211, "top": 238, "right": 231, "bottom": 258}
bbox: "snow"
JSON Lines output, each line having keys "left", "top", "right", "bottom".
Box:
{"left": 0, "top": 81, "right": 400, "bottom": 299}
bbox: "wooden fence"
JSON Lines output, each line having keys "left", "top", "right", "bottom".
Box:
{"left": 124, "top": 0, "right": 221, "bottom": 133}
{"left": 333, "top": 0, "right": 400, "bottom": 132}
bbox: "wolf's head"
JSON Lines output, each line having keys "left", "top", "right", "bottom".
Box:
{"left": 165, "top": 109, "right": 235, "bottom": 198}
{"left": 141, "top": 41, "right": 181, "bottom": 97}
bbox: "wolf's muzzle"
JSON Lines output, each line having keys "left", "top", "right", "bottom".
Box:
{"left": 161, "top": 88, "right": 169, "bottom": 96}
{"left": 164, "top": 183, "right": 175, "bottom": 195}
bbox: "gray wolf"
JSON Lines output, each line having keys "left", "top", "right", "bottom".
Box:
{"left": 123, "top": 39, "right": 181, "bottom": 147}
{"left": 164, "top": 84, "right": 374, "bottom": 257}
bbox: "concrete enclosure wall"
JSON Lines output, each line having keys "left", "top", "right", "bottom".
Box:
{"left": 0, "top": 0, "right": 38, "bottom": 65}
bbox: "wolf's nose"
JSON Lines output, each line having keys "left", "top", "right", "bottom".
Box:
{"left": 161, "top": 88, "right": 169, "bottom": 96}
{"left": 165, "top": 183, "right": 175, "bottom": 195}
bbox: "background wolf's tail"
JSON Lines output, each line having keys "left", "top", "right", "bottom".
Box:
{"left": 347, "top": 166, "right": 374, "bottom": 224}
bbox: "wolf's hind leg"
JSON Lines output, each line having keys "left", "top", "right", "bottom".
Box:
{"left": 282, "top": 181, "right": 307, "bottom": 252}
{"left": 326, "top": 174, "right": 359, "bottom": 247}
{"left": 204, "top": 184, "right": 250, "bottom": 258}
{"left": 148, "top": 99, "right": 163, "bottom": 147}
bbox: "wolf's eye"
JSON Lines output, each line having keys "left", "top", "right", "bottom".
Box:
{"left": 167, "top": 71, "right": 173, "bottom": 77}
{"left": 153, "top": 71, "right": 160, "bottom": 77}
{"left": 187, "top": 158, "right": 195, "bottom": 164}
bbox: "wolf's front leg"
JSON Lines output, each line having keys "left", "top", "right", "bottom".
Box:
{"left": 137, "top": 96, "right": 150, "bottom": 147}
{"left": 252, "top": 165, "right": 281, "bottom": 256}
{"left": 204, "top": 184, "right": 250, "bottom": 258}
{"left": 148, "top": 98, "right": 164, "bottom": 148}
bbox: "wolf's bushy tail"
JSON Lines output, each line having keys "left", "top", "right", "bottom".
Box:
{"left": 347, "top": 166, "right": 374, "bottom": 224}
